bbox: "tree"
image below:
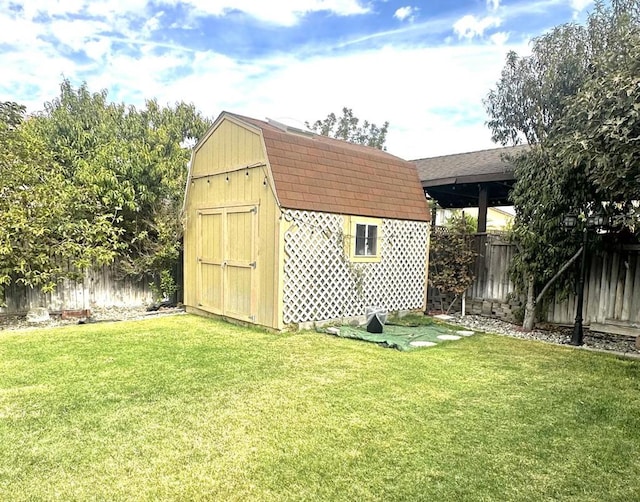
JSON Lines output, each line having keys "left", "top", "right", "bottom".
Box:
{"left": 506, "top": 147, "right": 597, "bottom": 329}
{"left": 0, "top": 101, "right": 121, "bottom": 304}
{"left": 484, "top": 24, "right": 592, "bottom": 329}
{"left": 1, "top": 80, "right": 212, "bottom": 302}
{"left": 485, "top": 23, "right": 590, "bottom": 147}
{"left": 103, "top": 97, "right": 212, "bottom": 282}
{"left": 428, "top": 213, "right": 477, "bottom": 313}
{"left": 485, "top": 0, "right": 640, "bottom": 329}
{"left": 305, "top": 107, "right": 389, "bottom": 149}
{"left": 553, "top": 2, "right": 640, "bottom": 232}
{"left": 33, "top": 81, "right": 211, "bottom": 284}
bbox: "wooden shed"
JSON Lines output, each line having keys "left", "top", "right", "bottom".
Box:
{"left": 182, "top": 112, "right": 430, "bottom": 329}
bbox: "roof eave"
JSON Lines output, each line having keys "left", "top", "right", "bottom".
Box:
{"left": 422, "top": 171, "right": 516, "bottom": 188}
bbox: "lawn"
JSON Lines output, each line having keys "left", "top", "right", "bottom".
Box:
{"left": 1, "top": 315, "right": 639, "bottom": 501}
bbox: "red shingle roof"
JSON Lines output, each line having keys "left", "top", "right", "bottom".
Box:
{"left": 228, "top": 113, "right": 429, "bottom": 222}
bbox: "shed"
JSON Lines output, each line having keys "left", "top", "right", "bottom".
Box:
{"left": 183, "top": 112, "right": 430, "bottom": 330}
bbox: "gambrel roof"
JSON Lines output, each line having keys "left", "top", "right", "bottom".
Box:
{"left": 224, "top": 112, "right": 430, "bottom": 222}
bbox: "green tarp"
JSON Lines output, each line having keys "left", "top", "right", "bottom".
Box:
{"left": 325, "top": 323, "right": 474, "bottom": 351}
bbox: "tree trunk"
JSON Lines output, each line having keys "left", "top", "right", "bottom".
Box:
{"left": 535, "top": 246, "right": 583, "bottom": 305}
{"left": 445, "top": 295, "right": 459, "bottom": 315}
{"left": 520, "top": 248, "right": 583, "bottom": 331}
{"left": 523, "top": 275, "right": 536, "bottom": 331}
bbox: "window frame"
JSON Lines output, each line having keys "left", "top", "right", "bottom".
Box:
{"left": 345, "top": 216, "right": 382, "bottom": 263}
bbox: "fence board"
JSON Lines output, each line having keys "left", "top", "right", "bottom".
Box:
{"left": 428, "top": 228, "right": 640, "bottom": 330}
{"left": 631, "top": 255, "right": 640, "bottom": 320}
{"left": 1, "top": 264, "right": 153, "bottom": 316}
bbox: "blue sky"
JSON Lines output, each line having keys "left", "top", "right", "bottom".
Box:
{"left": 0, "top": 0, "right": 595, "bottom": 158}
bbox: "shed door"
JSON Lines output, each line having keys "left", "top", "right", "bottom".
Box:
{"left": 197, "top": 204, "right": 257, "bottom": 321}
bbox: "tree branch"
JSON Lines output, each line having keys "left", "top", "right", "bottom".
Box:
{"left": 535, "top": 245, "right": 583, "bottom": 304}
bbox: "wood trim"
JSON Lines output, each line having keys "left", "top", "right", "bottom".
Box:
{"left": 591, "top": 321, "right": 639, "bottom": 338}
{"left": 345, "top": 216, "right": 383, "bottom": 263}
{"left": 275, "top": 209, "right": 289, "bottom": 330}
{"left": 196, "top": 202, "right": 259, "bottom": 212}
{"left": 423, "top": 226, "right": 431, "bottom": 312}
{"left": 191, "top": 162, "right": 266, "bottom": 180}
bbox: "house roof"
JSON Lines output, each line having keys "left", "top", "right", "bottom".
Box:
{"left": 226, "top": 112, "right": 430, "bottom": 222}
{"left": 414, "top": 145, "right": 528, "bottom": 186}
{"left": 412, "top": 145, "right": 528, "bottom": 208}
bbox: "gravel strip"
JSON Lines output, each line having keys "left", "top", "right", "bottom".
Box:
{"left": 0, "top": 306, "right": 185, "bottom": 332}
{"left": 446, "top": 314, "right": 640, "bottom": 357}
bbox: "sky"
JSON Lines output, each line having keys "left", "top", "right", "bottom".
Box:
{"left": 0, "top": 0, "right": 596, "bottom": 159}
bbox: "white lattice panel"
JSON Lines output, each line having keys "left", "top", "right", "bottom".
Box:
{"left": 283, "top": 210, "right": 429, "bottom": 324}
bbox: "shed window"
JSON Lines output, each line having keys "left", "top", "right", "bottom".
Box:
{"left": 355, "top": 224, "right": 378, "bottom": 256}
{"left": 346, "top": 216, "right": 382, "bottom": 262}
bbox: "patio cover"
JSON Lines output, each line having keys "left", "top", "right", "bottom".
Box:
{"left": 413, "top": 145, "right": 528, "bottom": 231}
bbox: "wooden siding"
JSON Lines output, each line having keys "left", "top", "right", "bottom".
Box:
{"left": 183, "top": 120, "right": 281, "bottom": 329}
{"left": 191, "top": 119, "right": 265, "bottom": 177}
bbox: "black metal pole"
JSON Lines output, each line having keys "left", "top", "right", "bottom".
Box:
{"left": 570, "top": 230, "right": 588, "bottom": 346}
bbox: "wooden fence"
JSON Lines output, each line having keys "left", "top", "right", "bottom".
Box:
{"left": 429, "top": 229, "right": 640, "bottom": 335}
{"left": 0, "top": 264, "right": 153, "bottom": 316}
{"left": 469, "top": 233, "right": 516, "bottom": 302}
{"left": 546, "top": 245, "right": 640, "bottom": 334}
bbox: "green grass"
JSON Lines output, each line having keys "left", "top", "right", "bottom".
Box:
{"left": 1, "top": 315, "right": 639, "bottom": 501}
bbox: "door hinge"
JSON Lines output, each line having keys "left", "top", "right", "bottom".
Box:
{"left": 250, "top": 206, "right": 257, "bottom": 213}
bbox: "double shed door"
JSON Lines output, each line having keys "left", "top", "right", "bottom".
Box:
{"left": 197, "top": 204, "right": 258, "bottom": 321}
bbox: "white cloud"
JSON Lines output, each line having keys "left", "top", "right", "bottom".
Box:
{"left": 142, "top": 11, "right": 164, "bottom": 37}
{"left": 47, "top": 18, "right": 110, "bottom": 49}
{"left": 0, "top": 21, "right": 531, "bottom": 159}
{"left": 0, "top": 0, "right": 549, "bottom": 160}
{"left": 160, "top": 0, "right": 370, "bottom": 26}
{"left": 83, "top": 38, "right": 112, "bottom": 61}
{"left": 88, "top": 0, "right": 149, "bottom": 18}
{"left": 0, "top": 10, "right": 45, "bottom": 46}
{"left": 394, "top": 6, "right": 418, "bottom": 22}
{"left": 490, "top": 31, "right": 509, "bottom": 45}
{"left": 453, "top": 14, "right": 502, "bottom": 39}
{"left": 155, "top": 42, "right": 528, "bottom": 158}
{"left": 3, "top": 0, "right": 370, "bottom": 27}
{"left": 17, "top": 37, "right": 524, "bottom": 157}
{"left": 15, "top": 0, "right": 85, "bottom": 19}
{"left": 11, "top": 0, "right": 148, "bottom": 22}
{"left": 486, "top": 0, "right": 500, "bottom": 11}
{"left": 570, "top": 0, "right": 593, "bottom": 17}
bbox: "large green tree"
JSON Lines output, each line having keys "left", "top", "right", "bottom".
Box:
{"left": 0, "top": 101, "right": 122, "bottom": 303}
{"left": 305, "top": 107, "right": 389, "bottom": 150}
{"left": 1, "top": 80, "right": 211, "bottom": 302}
{"left": 553, "top": 2, "right": 640, "bottom": 232}
{"left": 485, "top": 0, "right": 638, "bottom": 329}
